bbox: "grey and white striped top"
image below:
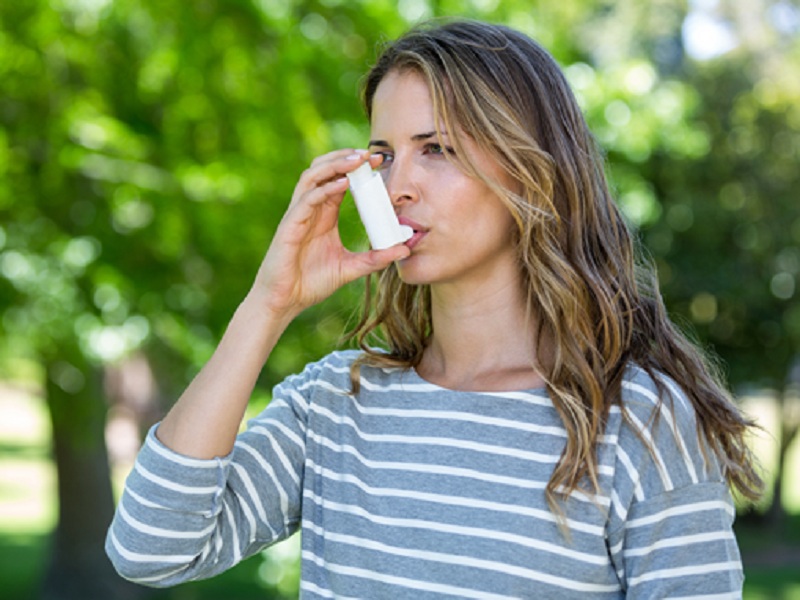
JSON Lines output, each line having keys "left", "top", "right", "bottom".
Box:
{"left": 106, "top": 350, "right": 744, "bottom": 598}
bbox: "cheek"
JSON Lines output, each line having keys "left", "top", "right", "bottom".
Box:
{"left": 429, "top": 170, "right": 515, "bottom": 233}
{"left": 480, "top": 201, "right": 518, "bottom": 252}
{"left": 457, "top": 208, "right": 516, "bottom": 256}
{"left": 472, "top": 188, "right": 516, "bottom": 231}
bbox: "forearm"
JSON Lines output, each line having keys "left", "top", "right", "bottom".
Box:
{"left": 107, "top": 427, "right": 275, "bottom": 587}
{"left": 156, "top": 290, "right": 297, "bottom": 459}
{"left": 154, "top": 150, "right": 405, "bottom": 460}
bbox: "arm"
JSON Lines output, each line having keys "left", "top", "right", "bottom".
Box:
{"left": 606, "top": 371, "right": 745, "bottom": 598}
{"left": 609, "top": 483, "right": 743, "bottom": 598}
{"left": 107, "top": 150, "right": 408, "bottom": 585}
{"left": 156, "top": 150, "right": 409, "bottom": 459}
{"left": 106, "top": 360, "right": 327, "bottom": 587}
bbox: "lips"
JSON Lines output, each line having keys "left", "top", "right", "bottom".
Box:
{"left": 398, "top": 216, "right": 428, "bottom": 250}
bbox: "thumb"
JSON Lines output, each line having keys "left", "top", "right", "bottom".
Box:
{"left": 345, "top": 244, "right": 411, "bottom": 280}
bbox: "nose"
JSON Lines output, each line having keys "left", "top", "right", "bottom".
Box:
{"left": 383, "top": 155, "right": 418, "bottom": 208}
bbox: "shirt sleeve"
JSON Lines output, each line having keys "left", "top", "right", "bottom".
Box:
{"left": 105, "top": 356, "right": 324, "bottom": 587}
{"left": 605, "top": 368, "right": 745, "bottom": 599}
{"left": 608, "top": 482, "right": 743, "bottom": 599}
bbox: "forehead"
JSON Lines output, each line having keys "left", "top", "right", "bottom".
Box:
{"left": 370, "top": 70, "right": 438, "bottom": 136}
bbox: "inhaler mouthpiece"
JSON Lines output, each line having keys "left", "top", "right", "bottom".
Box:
{"left": 347, "top": 163, "right": 413, "bottom": 250}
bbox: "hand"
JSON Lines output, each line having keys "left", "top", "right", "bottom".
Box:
{"left": 250, "top": 149, "right": 410, "bottom": 319}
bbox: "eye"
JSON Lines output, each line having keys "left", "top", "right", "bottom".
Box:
{"left": 424, "top": 143, "right": 453, "bottom": 156}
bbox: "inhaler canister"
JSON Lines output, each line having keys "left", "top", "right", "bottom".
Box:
{"left": 347, "top": 163, "right": 413, "bottom": 250}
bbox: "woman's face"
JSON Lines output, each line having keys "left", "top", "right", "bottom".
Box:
{"left": 369, "top": 70, "right": 518, "bottom": 289}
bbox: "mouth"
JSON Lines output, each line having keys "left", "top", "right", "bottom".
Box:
{"left": 398, "top": 216, "right": 427, "bottom": 250}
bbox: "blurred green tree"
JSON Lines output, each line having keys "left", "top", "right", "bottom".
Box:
{"left": 1, "top": 0, "right": 798, "bottom": 597}
{"left": 587, "top": 0, "right": 800, "bottom": 523}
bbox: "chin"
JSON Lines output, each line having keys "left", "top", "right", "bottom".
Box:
{"left": 395, "top": 260, "right": 435, "bottom": 286}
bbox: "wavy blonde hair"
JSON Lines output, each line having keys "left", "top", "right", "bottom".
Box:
{"left": 346, "top": 19, "right": 762, "bottom": 508}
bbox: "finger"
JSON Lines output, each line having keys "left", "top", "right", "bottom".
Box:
{"left": 288, "top": 150, "right": 376, "bottom": 216}
{"left": 309, "top": 148, "right": 360, "bottom": 168}
{"left": 286, "top": 172, "right": 349, "bottom": 214}
{"left": 300, "top": 176, "right": 350, "bottom": 210}
{"left": 342, "top": 244, "right": 411, "bottom": 281}
{"left": 371, "top": 244, "right": 411, "bottom": 265}
{"left": 367, "top": 153, "right": 385, "bottom": 169}
{"left": 300, "top": 150, "right": 373, "bottom": 189}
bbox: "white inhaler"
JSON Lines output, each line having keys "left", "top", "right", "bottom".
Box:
{"left": 347, "top": 162, "right": 413, "bottom": 250}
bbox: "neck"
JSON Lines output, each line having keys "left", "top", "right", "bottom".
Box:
{"left": 418, "top": 277, "right": 545, "bottom": 392}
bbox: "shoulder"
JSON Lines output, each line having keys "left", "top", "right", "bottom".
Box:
{"left": 603, "top": 364, "right": 732, "bottom": 535}
{"left": 275, "top": 350, "right": 361, "bottom": 390}
{"left": 261, "top": 350, "right": 363, "bottom": 423}
{"left": 273, "top": 349, "right": 412, "bottom": 397}
{"left": 609, "top": 364, "right": 725, "bottom": 498}
{"left": 618, "top": 364, "right": 702, "bottom": 447}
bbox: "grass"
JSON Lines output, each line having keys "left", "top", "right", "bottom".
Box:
{"left": 1, "top": 383, "right": 799, "bottom": 598}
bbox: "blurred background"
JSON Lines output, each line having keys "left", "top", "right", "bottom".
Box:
{"left": 1, "top": 0, "right": 799, "bottom": 598}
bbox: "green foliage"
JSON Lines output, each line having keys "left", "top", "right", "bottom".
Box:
{"left": 637, "top": 52, "right": 800, "bottom": 387}
{"left": 1, "top": 0, "right": 798, "bottom": 393}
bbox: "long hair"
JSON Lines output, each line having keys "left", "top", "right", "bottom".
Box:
{"left": 346, "top": 19, "right": 762, "bottom": 508}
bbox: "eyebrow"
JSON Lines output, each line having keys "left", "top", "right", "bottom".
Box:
{"left": 368, "top": 130, "right": 447, "bottom": 147}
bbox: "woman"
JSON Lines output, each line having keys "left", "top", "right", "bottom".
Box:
{"left": 107, "top": 19, "right": 762, "bottom": 598}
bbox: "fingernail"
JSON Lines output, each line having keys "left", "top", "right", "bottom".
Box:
{"left": 346, "top": 152, "right": 363, "bottom": 160}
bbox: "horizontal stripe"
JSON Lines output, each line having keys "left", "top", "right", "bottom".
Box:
{"left": 300, "top": 580, "right": 359, "bottom": 600}
{"left": 298, "top": 378, "right": 350, "bottom": 397}
{"left": 358, "top": 378, "right": 443, "bottom": 394}
{"left": 108, "top": 529, "right": 198, "bottom": 564}
{"left": 624, "top": 531, "right": 735, "bottom": 558}
{"left": 123, "top": 564, "right": 191, "bottom": 585}
{"left": 306, "top": 460, "right": 605, "bottom": 535}
{"left": 320, "top": 361, "right": 354, "bottom": 376}
{"left": 628, "top": 561, "right": 741, "bottom": 587}
{"left": 126, "top": 487, "right": 168, "bottom": 510}
{"left": 303, "top": 522, "right": 621, "bottom": 593}
{"left": 298, "top": 374, "right": 618, "bottom": 444}
{"left": 302, "top": 550, "right": 512, "bottom": 600}
{"left": 357, "top": 373, "right": 554, "bottom": 408}
{"left": 146, "top": 434, "right": 230, "bottom": 468}
{"left": 302, "top": 490, "right": 609, "bottom": 565}
{"left": 626, "top": 500, "right": 734, "bottom": 529}
{"left": 310, "top": 402, "right": 563, "bottom": 464}
{"left": 349, "top": 403, "right": 570, "bottom": 437}
{"left": 118, "top": 500, "right": 215, "bottom": 540}
{"left": 305, "top": 428, "right": 611, "bottom": 507}
{"left": 134, "top": 462, "right": 218, "bottom": 495}
{"left": 669, "top": 594, "right": 740, "bottom": 600}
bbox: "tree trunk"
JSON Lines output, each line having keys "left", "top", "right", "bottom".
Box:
{"left": 40, "top": 357, "right": 151, "bottom": 600}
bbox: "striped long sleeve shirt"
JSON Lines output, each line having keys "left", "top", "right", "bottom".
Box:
{"left": 106, "top": 350, "right": 744, "bottom": 598}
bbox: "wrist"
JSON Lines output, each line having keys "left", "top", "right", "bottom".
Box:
{"left": 240, "top": 287, "right": 301, "bottom": 332}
